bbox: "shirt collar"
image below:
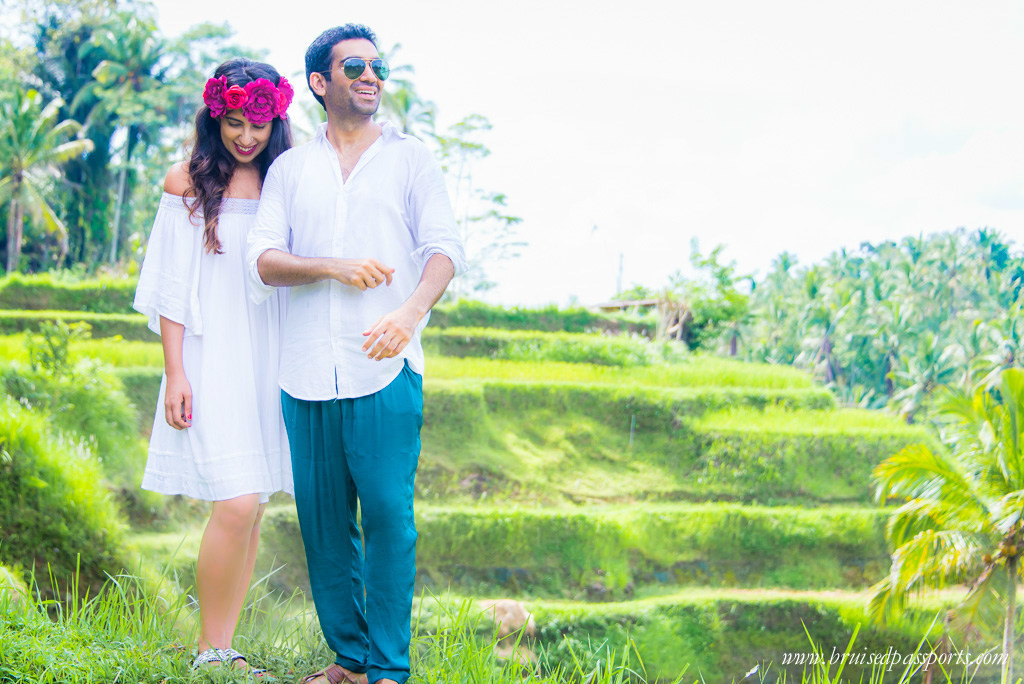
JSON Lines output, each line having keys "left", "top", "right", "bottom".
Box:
{"left": 315, "top": 119, "right": 407, "bottom": 143}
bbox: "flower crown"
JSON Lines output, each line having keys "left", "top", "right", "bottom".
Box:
{"left": 202, "top": 76, "right": 294, "bottom": 126}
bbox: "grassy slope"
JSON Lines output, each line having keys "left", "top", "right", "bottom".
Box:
{"left": 0, "top": 326, "right": 959, "bottom": 683}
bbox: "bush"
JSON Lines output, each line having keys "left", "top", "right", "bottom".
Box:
{"left": 1, "top": 323, "right": 160, "bottom": 522}
{"left": 0, "top": 310, "right": 150, "bottom": 339}
{"left": 0, "top": 398, "right": 127, "bottom": 600}
{"left": 0, "top": 273, "right": 137, "bottom": 313}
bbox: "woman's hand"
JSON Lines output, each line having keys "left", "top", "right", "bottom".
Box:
{"left": 164, "top": 372, "right": 192, "bottom": 430}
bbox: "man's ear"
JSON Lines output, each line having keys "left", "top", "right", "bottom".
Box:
{"left": 309, "top": 72, "right": 327, "bottom": 96}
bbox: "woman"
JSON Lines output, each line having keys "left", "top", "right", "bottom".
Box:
{"left": 133, "top": 58, "right": 294, "bottom": 673}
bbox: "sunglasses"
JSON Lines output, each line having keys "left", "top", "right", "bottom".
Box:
{"left": 338, "top": 58, "right": 390, "bottom": 81}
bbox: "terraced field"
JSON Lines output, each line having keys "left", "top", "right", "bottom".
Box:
{"left": 0, "top": 291, "right": 980, "bottom": 682}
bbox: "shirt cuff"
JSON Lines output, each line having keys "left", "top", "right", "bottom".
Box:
{"left": 414, "top": 241, "right": 466, "bottom": 275}
{"left": 246, "top": 242, "right": 279, "bottom": 305}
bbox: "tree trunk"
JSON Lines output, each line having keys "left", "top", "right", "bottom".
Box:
{"left": 6, "top": 198, "right": 23, "bottom": 274}
{"left": 108, "top": 158, "right": 127, "bottom": 264}
{"left": 1005, "top": 554, "right": 1017, "bottom": 684}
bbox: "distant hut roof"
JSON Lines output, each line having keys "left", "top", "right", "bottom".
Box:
{"left": 592, "top": 298, "right": 661, "bottom": 312}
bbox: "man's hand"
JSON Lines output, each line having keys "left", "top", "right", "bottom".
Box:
{"left": 362, "top": 303, "right": 422, "bottom": 361}
{"left": 164, "top": 372, "right": 192, "bottom": 430}
{"left": 333, "top": 258, "right": 394, "bottom": 291}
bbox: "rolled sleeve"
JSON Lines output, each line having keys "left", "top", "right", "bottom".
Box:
{"left": 246, "top": 161, "right": 291, "bottom": 304}
{"left": 408, "top": 150, "right": 466, "bottom": 274}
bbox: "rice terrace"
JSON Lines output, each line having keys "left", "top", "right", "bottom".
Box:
{"left": 2, "top": 1, "right": 1024, "bottom": 682}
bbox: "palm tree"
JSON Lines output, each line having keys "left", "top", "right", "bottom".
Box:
{"left": 377, "top": 43, "right": 436, "bottom": 139}
{"left": 0, "top": 88, "right": 93, "bottom": 272}
{"left": 74, "top": 10, "right": 168, "bottom": 263}
{"left": 871, "top": 368, "right": 1024, "bottom": 684}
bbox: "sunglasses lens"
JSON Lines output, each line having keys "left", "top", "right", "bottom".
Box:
{"left": 341, "top": 58, "right": 389, "bottom": 80}
{"left": 343, "top": 58, "right": 365, "bottom": 79}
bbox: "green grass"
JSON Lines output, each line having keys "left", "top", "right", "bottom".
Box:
{"left": 0, "top": 571, "right": 694, "bottom": 684}
{"left": 2, "top": 569, "right": 1000, "bottom": 684}
{"left": 258, "top": 502, "right": 892, "bottom": 599}
{"left": 0, "top": 334, "right": 814, "bottom": 392}
{"left": 429, "top": 354, "right": 816, "bottom": 389}
{"left": 0, "top": 334, "right": 163, "bottom": 367}
{"left": 697, "top": 406, "right": 927, "bottom": 435}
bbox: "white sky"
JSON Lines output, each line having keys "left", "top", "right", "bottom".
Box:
{"left": 148, "top": 0, "right": 1024, "bottom": 306}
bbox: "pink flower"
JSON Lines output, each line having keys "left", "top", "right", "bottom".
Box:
{"left": 224, "top": 85, "right": 248, "bottom": 110}
{"left": 202, "top": 76, "right": 228, "bottom": 118}
{"left": 274, "top": 77, "right": 294, "bottom": 119}
{"left": 242, "top": 78, "right": 279, "bottom": 126}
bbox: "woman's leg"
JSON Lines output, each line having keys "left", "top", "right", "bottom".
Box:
{"left": 225, "top": 502, "right": 267, "bottom": 640}
{"left": 196, "top": 493, "right": 261, "bottom": 655}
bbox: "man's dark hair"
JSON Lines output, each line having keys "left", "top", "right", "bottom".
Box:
{"left": 305, "top": 24, "right": 379, "bottom": 109}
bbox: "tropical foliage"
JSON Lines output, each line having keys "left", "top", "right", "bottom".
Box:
{"left": 0, "top": 88, "right": 92, "bottom": 272}
{"left": 0, "top": 0, "right": 261, "bottom": 273}
{"left": 870, "top": 368, "right": 1024, "bottom": 684}
{"left": 740, "top": 229, "right": 1024, "bottom": 421}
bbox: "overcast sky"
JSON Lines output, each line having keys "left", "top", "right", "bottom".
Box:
{"left": 148, "top": 0, "right": 1024, "bottom": 306}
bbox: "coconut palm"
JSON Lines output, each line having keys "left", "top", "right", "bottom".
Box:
{"left": 0, "top": 88, "right": 93, "bottom": 272}
{"left": 374, "top": 43, "right": 436, "bottom": 140}
{"left": 74, "top": 10, "right": 168, "bottom": 263}
{"left": 871, "top": 367, "right": 1024, "bottom": 684}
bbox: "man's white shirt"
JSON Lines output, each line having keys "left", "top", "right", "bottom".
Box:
{"left": 247, "top": 121, "right": 465, "bottom": 401}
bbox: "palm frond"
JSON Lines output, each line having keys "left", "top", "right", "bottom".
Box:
{"left": 948, "top": 562, "right": 1004, "bottom": 642}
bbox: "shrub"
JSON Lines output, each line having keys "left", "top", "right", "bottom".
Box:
{"left": 112, "top": 367, "right": 163, "bottom": 434}
{"left": 0, "top": 398, "right": 127, "bottom": 600}
{"left": 1, "top": 322, "right": 160, "bottom": 522}
{"left": 0, "top": 273, "right": 137, "bottom": 313}
{"left": 0, "top": 310, "right": 150, "bottom": 339}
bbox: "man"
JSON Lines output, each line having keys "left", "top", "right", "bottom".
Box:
{"left": 246, "top": 24, "right": 464, "bottom": 684}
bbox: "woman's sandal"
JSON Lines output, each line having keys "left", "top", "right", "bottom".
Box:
{"left": 191, "top": 647, "right": 273, "bottom": 679}
{"left": 220, "top": 648, "right": 274, "bottom": 679}
{"left": 191, "top": 648, "right": 225, "bottom": 668}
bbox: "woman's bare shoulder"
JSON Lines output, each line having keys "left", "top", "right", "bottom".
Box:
{"left": 163, "top": 162, "right": 192, "bottom": 196}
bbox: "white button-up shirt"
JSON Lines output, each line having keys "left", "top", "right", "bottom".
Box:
{"left": 247, "top": 122, "right": 465, "bottom": 401}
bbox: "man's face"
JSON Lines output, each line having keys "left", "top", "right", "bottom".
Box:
{"left": 319, "top": 38, "right": 383, "bottom": 118}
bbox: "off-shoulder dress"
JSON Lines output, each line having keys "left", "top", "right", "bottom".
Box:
{"left": 133, "top": 193, "right": 292, "bottom": 502}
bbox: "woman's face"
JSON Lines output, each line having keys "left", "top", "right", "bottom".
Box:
{"left": 219, "top": 109, "right": 272, "bottom": 164}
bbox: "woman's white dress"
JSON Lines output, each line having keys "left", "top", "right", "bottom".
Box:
{"left": 133, "top": 193, "right": 292, "bottom": 502}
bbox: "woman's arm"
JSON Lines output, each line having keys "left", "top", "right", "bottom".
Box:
{"left": 159, "top": 316, "right": 192, "bottom": 429}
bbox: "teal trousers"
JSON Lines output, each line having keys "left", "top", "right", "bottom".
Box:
{"left": 281, "top": 363, "right": 422, "bottom": 684}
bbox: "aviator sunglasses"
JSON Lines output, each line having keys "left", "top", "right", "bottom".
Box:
{"left": 335, "top": 57, "right": 390, "bottom": 81}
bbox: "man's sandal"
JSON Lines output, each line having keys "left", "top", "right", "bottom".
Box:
{"left": 300, "top": 663, "right": 367, "bottom": 684}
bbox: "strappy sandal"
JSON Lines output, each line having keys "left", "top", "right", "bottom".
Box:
{"left": 191, "top": 648, "right": 225, "bottom": 669}
{"left": 300, "top": 663, "right": 366, "bottom": 684}
{"left": 220, "top": 648, "right": 274, "bottom": 679}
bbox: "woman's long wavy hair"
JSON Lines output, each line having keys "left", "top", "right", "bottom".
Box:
{"left": 186, "top": 58, "right": 292, "bottom": 253}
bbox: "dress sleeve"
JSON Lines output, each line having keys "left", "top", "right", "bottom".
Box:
{"left": 132, "top": 193, "right": 205, "bottom": 337}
